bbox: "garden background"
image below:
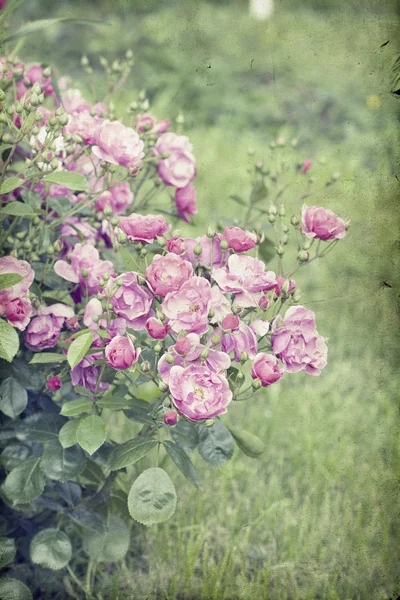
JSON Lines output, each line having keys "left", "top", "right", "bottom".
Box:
{"left": 5, "top": 0, "right": 400, "bottom": 598}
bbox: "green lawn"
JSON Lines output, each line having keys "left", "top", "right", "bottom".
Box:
{"left": 11, "top": 1, "right": 400, "bottom": 598}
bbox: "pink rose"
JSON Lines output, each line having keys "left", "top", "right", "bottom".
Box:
{"left": 223, "top": 227, "right": 257, "bottom": 253}
{"left": 47, "top": 376, "right": 62, "bottom": 392}
{"left": 164, "top": 411, "right": 178, "bottom": 426}
{"left": 209, "top": 286, "right": 231, "bottom": 324}
{"left": 155, "top": 133, "right": 196, "bottom": 189}
{"left": 161, "top": 276, "right": 212, "bottom": 335}
{"left": 146, "top": 253, "right": 193, "bottom": 297}
{"left": 185, "top": 234, "right": 228, "bottom": 268}
{"left": 221, "top": 314, "right": 240, "bottom": 332}
{"left": 213, "top": 255, "right": 277, "bottom": 308}
{"left": 135, "top": 113, "right": 170, "bottom": 134}
{"left": 83, "top": 298, "right": 103, "bottom": 329}
{"left": 155, "top": 132, "right": 193, "bottom": 155}
{"left": 109, "top": 272, "right": 154, "bottom": 330}
{"left": 95, "top": 182, "right": 134, "bottom": 215}
{"left": 251, "top": 353, "right": 283, "bottom": 387}
{"left": 158, "top": 333, "right": 230, "bottom": 384}
{"left": 0, "top": 256, "right": 34, "bottom": 305}
{"left": 62, "top": 88, "right": 91, "bottom": 113}
{"left": 250, "top": 319, "right": 270, "bottom": 338}
{"left": 212, "top": 322, "right": 258, "bottom": 362}
{"left": 24, "top": 315, "right": 62, "bottom": 351}
{"left": 60, "top": 217, "right": 98, "bottom": 249}
{"left": 105, "top": 335, "right": 140, "bottom": 369}
{"left": 146, "top": 317, "right": 169, "bottom": 339}
{"left": 271, "top": 306, "right": 328, "bottom": 376}
{"left": 64, "top": 112, "right": 103, "bottom": 145}
{"left": 258, "top": 295, "right": 270, "bottom": 310}
{"left": 118, "top": 213, "right": 171, "bottom": 244}
{"left": 54, "top": 244, "right": 114, "bottom": 295}
{"left": 169, "top": 364, "right": 232, "bottom": 421}
{"left": 274, "top": 276, "right": 296, "bottom": 297}
{"left": 301, "top": 159, "right": 312, "bottom": 174}
{"left": 71, "top": 353, "right": 109, "bottom": 393}
{"left": 93, "top": 119, "right": 145, "bottom": 169}
{"left": 2, "top": 297, "right": 32, "bottom": 331}
{"left": 25, "top": 65, "right": 53, "bottom": 96}
{"left": 301, "top": 205, "right": 347, "bottom": 241}
{"left": 175, "top": 184, "right": 198, "bottom": 223}
{"left": 165, "top": 236, "right": 187, "bottom": 255}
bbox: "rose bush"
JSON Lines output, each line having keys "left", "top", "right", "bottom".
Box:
{"left": 0, "top": 49, "right": 347, "bottom": 596}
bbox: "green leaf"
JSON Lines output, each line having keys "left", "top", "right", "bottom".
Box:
{"left": 0, "top": 537, "right": 16, "bottom": 568}
{"left": 97, "top": 396, "right": 131, "bottom": 411}
{"left": 197, "top": 420, "right": 234, "bottom": 467}
{"left": 171, "top": 419, "right": 200, "bottom": 452}
{"left": 69, "top": 505, "right": 107, "bottom": 533}
{"left": 60, "top": 399, "right": 93, "bottom": 417}
{"left": 67, "top": 331, "right": 93, "bottom": 369}
{"left": 17, "top": 413, "right": 61, "bottom": 443}
{"left": 76, "top": 415, "right": 106, "bottom": 455}
{"left": 0, "top": 17, "right": 108, "bottom": 45}
{"left": 30, "top": 528, "right": 72, "bottom": 571}
{"left": 2, "top": 458, "right": 45, "bottom": 505}
{"left": 29, "top": 352, "right": 67, "bottom": 365}
{"left": 0, "top": 377, "right": 27, "bottom": 419}
{"left": 107, "top": 437, "right": 157, "bottom": 471}
{"left": 40, "top": 441, "right": 86, "bottom": 482}
{"left": 55, "top": 481, "right": 81, "bottom": 506}
{"left": 0, "top": 273, "right": 23, "bottom": 291}
{"left": 0, "top": 177, "right": 22, "bottom": 195}
{"left": 42, "top": 171, "right": 89, "bottom": 191}
{"left": 0, "top": 201, "right": 35, "bottom": 217}
{"left": 123, "top": 396, "right": 154, "bottom": 424}
{"left": 226, "top": 424, "right": 265, "bottom": 458}
{"left": 119, "top": 246, "right": 139, "bottom": 272}
{"left": 83, "top": 514, "right": 130, "bottom": 563}
{"left": 73, "top": 385, "right": 93, "bottom": 397}
{"left": 58, "top": 420, "right": 79, "bottom": 449}
{"left": 0, "top": 444, "right": 30, "bottom": 470}
{"left": 0, "top": 578, "right": 32, "bottom": 600}
{"left": 0, "top": 319, "right": 19, "bottom": 362}
{"left": 42, "top": 289, "right": 74, "bottom": 307}
{"left": 127, "top": 467, "right": 177, "bottom": 526}
{"left": 163, "top": 441, "right": 202, "bottom": 489}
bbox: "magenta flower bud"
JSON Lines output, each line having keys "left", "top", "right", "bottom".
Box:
{"left": 301, "top": 205, "right": 347, "bottom": 241}
{"left": 300, "top": 159, "right": 312, "bottom": 174}
{"left": 221, "top": 314, "right": 240, "bottom": 332}
{"left": 164, "top": 411, "right": 178, "bottom": 426}
{"left": 146, "top": 317, "right": 169, "bottom": 339}
{"left": 258, "top": 295, "right": 270, "bottom": 310}
{"left": 105, "top": 335, "right": 141, "bottom": 370}
{"left": 251, "top": 353, "right": 283, "bottom": 387}
{"left": 174, "top": 336, "right": 192, "bottom": 356}
{"left": 223, "top": 226, "right": 257, "bottom": 253}
{"left": 47, "top": 375, "right": 62, "bottom": 392}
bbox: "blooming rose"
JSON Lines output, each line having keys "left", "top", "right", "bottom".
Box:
{"left": 71, "top": 353, "right": 109, "bottom": 393}
{"left": 47, "top": 376, "right": 62, "bottom": 392}
{"left": 118, "top": 213, "right": 170, "bottom": 244}
{"left": 146, "top": 253, "right": 193, "bottom": 297}
{"left": 64, "top": 112, "right": 103, "bottom": 145}
{"left": 83, "top": 298, "right": 103, "bottom": 329}
{"left": 60, "top": 217, "right": 98, "bottom": 249}
{"left": 209, "top": 285, "right": 231, "bottom": 324}
{"left": 2, "top": 297, "right": 32, "bottom": 331}
{"left": 175, "top": 184, "right": 198, "bottom": 223}
{"left": 146, "top": 317, "right": 169, "bottom": 339}
{"left": 24, "top": 315, "right": 62, "bottom": 351}
{"left": 158, "top": 333, "right": 230, "bottom": 384}
{"left": 250, "top": 319, "right": 270, "bottom": 338}
{"left": 185, "top": 234, "right": 229, "bottom": 268}
{"left": 212, "top": 322, "right": 258, "bottom": 362}
{"left": 251, "top": 353, "right": 283, "bottom": 386}
{"left": 95, "top": 182, "right": 134, "bottom": 215}
{"left": 155, "top": 133, "right": 196, "bottom": 188}
{"left": 105, "top": 335, "right": 140, "bottom": 369}
{"left": 301, "top": 205, "right": 347, "bottom": 241}
{"left": 271, "top": 306, "right": 328, "bottom": 376}
{"left": 135, "top": 113, "right": 170, "bottom": 134}
{"left": 93, "top": 119, "right": 145, "bottom": 169}
{"left": 0, "top": 256, "right": 34, "bottom": 305}
{"left": 213, "top": 255, "right": 277, "bottom": 307}
{"left": 162, "top": 276, "right": 212, "bottom": 335}
{"left": 109, "top": 272, "right": 154, "bottom": 330}
{"left": 165, "top": 236, "right": 187, "bottom": 255}
{"left": 169, "top": 364, "right": 232, "bottom": 420}
{"left": 221, "top": 314, "right": 240, "bottom": 332}
{"left": 54, "top": 244, "right": 114, "bottom": 295}
{"left": 223, "top": 226, "right": 257, "bottom": 253}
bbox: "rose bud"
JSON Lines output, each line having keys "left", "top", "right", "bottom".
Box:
{"left": 146, "top": 317, "right": 169, "bottom": 339}
{"left": 258, "top": 295, "right": 270, "bottom": 310}
{"left": 164, "top": 411, "right": 178, "bottom": 426}
{"left": 300, "top": 159, "right": 312, "bottom": 174}
{"left": 221, "top": 313, "right": 240, "bottom": 332}
{"left": 47, "top": 375, "right": 62, "bottom": 392}
{"left": 301, "top": 205, "right": 347, "bottom": 241}
{"left": 105, "top": 335, "right": 141, "bottom": 369}
{"left": 251, "top": 353, "right": 283, "bottom": 387}
{"left": 174, "top": 336, "right": 192, "bottom": 356}
{"left": 223, "top": 226, "right": 257, "bottom": 253}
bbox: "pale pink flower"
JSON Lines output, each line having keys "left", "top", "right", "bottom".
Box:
{"left": 135, "top": 113, "right": 170, "bottom": 134}
{"left": 165, "top": 236, "right": 187, "bottom": 256}
{"left": 213, "top": 255, "right": 277, "bottom": 307}
{"left": 146, "top": 253, "right": 193, "bottom": 297}
{"left": 0, "top": 256, "right": 34, "bottom": 305}
{"left": 212, "top": 322, "right": 258, "bottom": 362}
{"left": 209, "top": 286, "right": 231, "bottom": 324}
{"left": 221, "top": 314, "right": 240, "bottom": 332}
{"left": 274, "top": 276, "right": 297, "bottom": 297}
{"left": 251, "top": 353, "right": 283, "bottom": 386}
{"left": 83, "top": 298, "right": 103, "bottom": 329}
{"left": 185, "top": 234, "right": 228, "bottom": 268}
{"left": 95, "top": 182, "right": 134, "bottom": 215}
{"left": 64, "top": 112, "right": 103, "bottom": 145}
{"left": 146, "top": 317, "right": 169, "bottom": 339}
{"left": 271, "top": 306, "right": 328, "bottom": 376}
{"left": 175, "top": 184, "right": 198, "bottom": 222}
{"left": 24, "top": 315, "right": 62, "bottom": 351}
{"left": 169, "top": 364, "right": 232, "bottom": 421}
{"left": 155, "top": 133, "right": 196, "bottom": 189}
{"left": 105, "top": 335, "right": 140, "bottom": 369}
{"left": 161, "top": 276, "right": 212, "bottom": 335}
{"left": 301, "top": 205, "right": 347, "bottom": 241}
{"left": 108, "top": 272, "right": 154, "bottom": 330}
{"left": 250, "top": 319, "right": 270, "bottom": 338}
{"left": 118, "top": 213, "right": 171, "bottom": 244}
{"left": 223, "top": 226, "right": 257, "bottom": 252}
{"left": 71, "top": 353, "right": 109, "bottom": 393}
{"left": 93, "top": 119, "right": 145, "bottom": 169}
{"left": 54, "top": 244, "right": 114, "bottom": 295}
{"left": 60, "top": 217, "right": 98, "bottom": 249}
{"left": 2, "top": 297, "right": 32, "bottom": 331}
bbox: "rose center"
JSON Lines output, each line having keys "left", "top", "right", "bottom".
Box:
{"left": 189, "top": 304, "right": 200, "bottom": 312}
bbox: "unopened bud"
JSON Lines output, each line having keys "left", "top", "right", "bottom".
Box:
{"left": 103, "top": 203, "right": 113, "bottom": 217}
{"left": 282, "top": 234, "right": 289, "bottom": 245}
{"left": 292, "top": 290, "right": 301, "bottom": 303}
{"left": 268, "top": 214, "right": 276, "bottom": 224}
{"left": 46, "top": 245, "right": 55, "bottom": 255}
{"left": 110, "top": 216, "right": 120, "bottom": 227}
{"left": 50, "top": 158, "right": 59, "bottom": 170}
{"left": 58, "top": 113, "right": 69, "bottom": 126}
{"left": 30, "top": 94, "right": 39, "bottom": 107}
{"left": 268, "top": 203, "right": 277, "bottom": 216}
{"left": 154, "top": 343, "right": 162, "bottom": 354}
{"left": 156, "top": 236, "right": 166, "bottom": 247}
{"left": 276, "top": 246, "right": 285, "bottom": 257}
{"left": 165, "top": 354, "right": 174, "bottom": 365}
{"left": 220, "top": 239, "right": 229, "bottom": 251}
{"left": 204, "top": 418, "right": 215, "bottom": 427}
{"left": 281, "top": 280, "right": 290, "bottom": 294}
{"left": 297, "top": 250, "right": 309, "bottom": 263}
{"left": 176, "top": 112, "right": 185, "bottom": 124}
{"left": 240, "top": 351, "right": 248, "bottom": 363}
{"left": 0, "top": 90, "right": 5, "bottom": 102}
{"left": 211, "top": 335, "right": 221, "bottom": 346}
{"left": 200, "top": 348, "right": 209, "bottom": 360}
{"left": 252, "top": 378, "right": 262, "bottom": 390}
{"left": 43, "top": 66, "right": 51, "bottom": 77}
{"left": 302, "top": 239, "right": 312, "bottom": 250}
{"left": 81, "top": 55, "right": 89, "bottom": 67}
{"left": 279, "top": 205, "right": 286, "bottom": 217}
{"left": 15, "top": 103, "right": 23, "bottom": 114}
{"left": 141, "top": 360, "right": 151, "bottom": 372}
{"left": 206, "top": 226, "right": 216, "bottom": 238}
{"left": 158, "top": 381, "right": 168, "bottom": 393}
{"left": 48, "top": 116, "right": 58, "bottom": 127}
{"left": 164, "top": 411, "right": 178, "bottom": 426}
{"left": 140, "top": 248, "right": 147, "bottom": 258}
{"left": 81, "top": 268, "right": 88, "bottom": 279}
{"left": 6, "top": 105, "right": 14, "bottom": 116}
{"left": 97, "top": 292, "right": 103, "bottom": 300}
{"left": 117, "top": 231, "right": 127, "bottom": 244}
{"left": 282, "top": 225, "right": 289, "bottom": 234}
{"left": 290, "top": 215, "right": 300, "bottom": 227}
{"left": 193, "top": 243, "right": 202, "bottom": 256}
{"left": 236, "top": 371, "right": 244, "bottom": 382}
{"left": 208, "top": 308, "right": 215, "bottom": 319}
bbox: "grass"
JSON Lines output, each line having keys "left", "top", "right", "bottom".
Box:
{"left": 9, "top": 1, "right": 400, "bottom": 598}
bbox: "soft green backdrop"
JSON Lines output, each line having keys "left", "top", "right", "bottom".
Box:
{"left": 9, "top": 1, "right": 400, "bottom": 598}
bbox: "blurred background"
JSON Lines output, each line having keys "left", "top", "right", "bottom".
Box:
{"left": 6, "top": 0, "right": 400, "bottom": 598}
